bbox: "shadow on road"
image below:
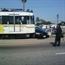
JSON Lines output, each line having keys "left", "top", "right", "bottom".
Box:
{"left": 0, "top": 42, "right": 65, "bottom": 50}
{"left": 0, "top": 43, "right": 51, "bottom": 50}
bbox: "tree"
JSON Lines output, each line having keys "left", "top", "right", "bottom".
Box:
{"left": 40, "top": 19, "right": 43, "bottom": 23}
{"left": 46, "top": 21, "right": 52, "bottom": 25}
{"left": 35, "top": 23, "right": 41, "bottom": 26}
{"left": 42, "top": 20, "right": 46, "bottom": 24}
{"left": 36, "top": 17, "right": 53, "bottom": 25}
{"left": 36, "top": 17, "right": 40, "bottom": 23}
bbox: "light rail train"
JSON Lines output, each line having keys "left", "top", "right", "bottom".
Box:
{"left": 0, "top": 8, "right": 35, "bottom": 39}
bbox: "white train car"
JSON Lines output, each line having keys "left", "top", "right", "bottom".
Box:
{"left": 0, "top": 9, "right": 35, "bottom": 39}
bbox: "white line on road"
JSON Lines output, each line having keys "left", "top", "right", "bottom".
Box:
{"left": 55, "top": 52, "right": 65, "bottom": 55}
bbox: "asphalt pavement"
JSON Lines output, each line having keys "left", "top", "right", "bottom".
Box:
{"left": 0, "top": 36, "right": 65, "bottom": 65}
{"left": 0, "top": 42, "right": 65, "bottom": 65}
{"left": 0, "top": 35, "right": 65, "bottom": 47}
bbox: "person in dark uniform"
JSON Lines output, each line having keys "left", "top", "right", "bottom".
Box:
{"left": 53, "top": 24, "right": 62, "bottom": 47}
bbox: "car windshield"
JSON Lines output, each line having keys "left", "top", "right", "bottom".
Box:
{"left": 35, "top": 27, "right": 47, "bottom": 33}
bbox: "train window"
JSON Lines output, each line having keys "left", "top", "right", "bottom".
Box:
{"left": 2, "top": 16, "right": 14, "bottom": 24}
{"left": 21, "top": 16, "right": 24, "bottom": 21}
{"left": 9, "top": 16, "right": 14, "bottom": 24}
{"left": 27, "top": 16, "right": 30, "bottom": 24}
{"left": 15, "top": 16, "right": 28, "bottom": 24}
{"left": 2, "top": 16, "right": 9, "bottom": 24}
{"left": 2, "top": 16, "right": 34, "bottom": 24}
{"left": 27, "top": 16, "right": 34, "bottom": 24}
{"left": 30, "top": 16, "right": 35, "bottom": 24}
{"left": 23, "top": 16, "right": 27, "bottom": 24}
{"left": 0, "top": 16, "right": 2, "bottom": 24}
{"left": 15, "top": 16, "right": 21, "bottom": 24}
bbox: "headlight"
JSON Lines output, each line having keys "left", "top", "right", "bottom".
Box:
{"left": 36, "top": 33, "right": 40, "bottom": 35}
{"left": 43, "top": 35, "right": 46, "bottom": 37}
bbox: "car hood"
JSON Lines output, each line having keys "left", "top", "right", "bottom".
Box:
{"left": 35, "top": 27, "right": 48, "bottom": 35}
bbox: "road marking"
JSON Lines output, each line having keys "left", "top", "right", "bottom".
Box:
{"left": 55, "top": 52, "right": 65, "bottom": 55}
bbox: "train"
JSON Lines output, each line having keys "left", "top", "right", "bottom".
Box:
{"left": 0, "top": 8, "right": 35, "bottom": 39}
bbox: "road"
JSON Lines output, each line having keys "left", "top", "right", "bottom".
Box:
{"left": 0, "top": 36, "right": 65, "bottom": 65}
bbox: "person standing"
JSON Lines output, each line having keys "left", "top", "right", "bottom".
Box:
{"left": 53, "top": 24, "right": 62, "bottom": 47}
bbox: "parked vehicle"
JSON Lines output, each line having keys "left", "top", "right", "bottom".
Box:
{"left": 45, "top": 27, "right": 56, "bottom": 36}
{"left": 35, "top": 27, "right": 49, "bottom": 38}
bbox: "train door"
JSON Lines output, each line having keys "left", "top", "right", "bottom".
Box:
{"left": 15, "top": 16, "right": 23, "bottom": 32}
{"left": 2, "top": 16, "right": 13, "bottom": 33}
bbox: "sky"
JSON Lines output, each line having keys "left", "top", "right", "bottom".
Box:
{"left": 0, "top": 0, "right": 65, "bottom": 23}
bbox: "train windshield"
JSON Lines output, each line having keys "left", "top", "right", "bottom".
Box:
{"left": 2, "top": 16, "right": 34, "bottom": 24}
{"left": 15, "top": 16, "right": 34, "bottom": 24}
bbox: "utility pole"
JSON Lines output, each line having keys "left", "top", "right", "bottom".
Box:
{"left": 57, "top": 14, "right": 59, "bottom": 24}
{"left": 22, "top": 0, "right": 27, "bottom": 11}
